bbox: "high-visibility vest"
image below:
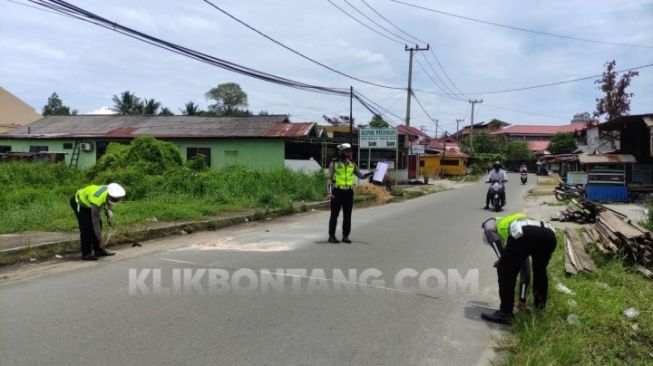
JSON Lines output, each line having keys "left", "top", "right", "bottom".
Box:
{"left": 333, "top": 161, "right": 355, "bottom": 187}
{"left": 76, "top": 185, "right": 109, "bottom": 208}
{"left": 496, "top": 212, "right": 529, "bottom": 241}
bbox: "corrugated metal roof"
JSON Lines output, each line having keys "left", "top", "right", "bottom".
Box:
{"left": 528, "top": 140, "right": 550, "bottom": 152}
{"left": 0, "top": 115, "right": 293, "bottom": 139}
{"left": 492, "top": 123, "right": 586, "bottom": 135}
{"left": 264, "top": 122, "right": 317, "bottom": 137}
{"left": 397, "top": 125, "right": 430, "bottom": 138}
{"left": 578, "top": 153, "right": 636, "bottom": 164}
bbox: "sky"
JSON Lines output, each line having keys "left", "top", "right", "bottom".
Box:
{"left": 1, "top": 0, "right": 652, "bottom": 136}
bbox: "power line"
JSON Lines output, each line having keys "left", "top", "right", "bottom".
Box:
{"left": 416, "top": 54, "right": 463, "bottom": 98}
{"left": 466, "top": 62, "right": 653, "bottom": 95}
{"left": 390, "top": 0, "right": 653, "bottom": 49}
{"left": 327, "top": 0, "right": 404, "bottom": 45}
{"left": 357, "top": 0, "right": 469, "bottom": 99}
{"left": 203, "top": 0, "right": 404, "bottom": 90}
{"left": 341, "top": 0, "right": 413, "bottom": 44}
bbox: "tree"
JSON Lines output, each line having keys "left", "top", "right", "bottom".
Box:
{"left": 180, "top": 101, "right": 202, "bottom": 116}
{"left": 594, "top": 60, "right": 639, "bottom": 121}
{"left": 159, "top": 107, "right": 174, "bottom": 116}
{"left": 112, "top": 91, "right": 143, "bottom": 115}
{"left": 142, "top": 98, "right": 161, "bottom": 115}
{"left": 505, "top": 141, "right": 534, "bottom": 162}
{"left": 205, "top": 82, "right": 249, "bottom": 116}
{"left": 460, "top": 131, "right": 505, "bottom": 155}
{"left": 42, "top": 92, "right": 74, "bottom": 116}
{"left": 368, "top": 114, "right": 389, "bottom": 128}
{"left": 548, "top": 132, "right": 577, "bottom": 155}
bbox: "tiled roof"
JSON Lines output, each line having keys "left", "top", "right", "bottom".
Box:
{"left": 528, "top": 140, "right": 550, "bottom": 152}
{"left": 397, "top": 125, "right": 430, "bottom": 138}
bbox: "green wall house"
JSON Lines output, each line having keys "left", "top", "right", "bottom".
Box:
{"left": 0, "top": 115, "right": 299, "bottom": 170}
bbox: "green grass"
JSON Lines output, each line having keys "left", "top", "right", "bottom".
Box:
{"left": 499, "top": 232, "right": 653, "bottom": 365}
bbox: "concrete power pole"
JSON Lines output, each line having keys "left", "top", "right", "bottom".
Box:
{"left": 404, "top": 44, "right": 429, "bottom": 127}
{"left": 468, "top": 99, "right": 483, "bottom": 154}
{"left": 455, "top": 119, "right": 464, "bottom": 142}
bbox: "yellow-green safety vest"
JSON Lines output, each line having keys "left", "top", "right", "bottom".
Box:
{"left": 333, "top": 161, "right": 355, "bottom": 187}
{"left": 496, "top": 212, "right": 529, "bottom": 241}
{"left": 76, "top": 185, "right": 109, "bottom": 208}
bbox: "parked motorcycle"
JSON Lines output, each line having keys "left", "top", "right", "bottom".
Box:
{"left": 520, "top": 170, "right": 528, "bottom": 184}
{"left": 554, "top": 182, "right": 585, "bottom": 201}
{"left": 488, "top": 180, "right": 506, "bottom": 212}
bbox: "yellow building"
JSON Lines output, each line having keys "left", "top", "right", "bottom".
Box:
{"left": 419, "top": 149, "right": 468, "bottom": 177}
{"left": 0, "top": 87, "right": 41, "bottom": 133}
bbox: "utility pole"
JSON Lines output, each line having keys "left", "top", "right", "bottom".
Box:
{"left": 404, "top": 44, "right": 429, "bottom": 127}
{"left": 468, "top": 99, "right": 483, "bottom": 154}
{"left": 434, "top": 119, "right": 439, "bottom": 139}
{"left": 455, "top": 119, "right": 464, "bottom": 142}
{"left": 349, "top": 86, "right": 354, "bottom": 147}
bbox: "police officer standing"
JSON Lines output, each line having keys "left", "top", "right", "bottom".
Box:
{"left": 70, "top": 183, "right": 126, "bottom": 260}
{"left": 480, "top": 212, "right": 557, "bottom": 324}
{"left": 326, "top": 143, "right": 373, "bottom": 243}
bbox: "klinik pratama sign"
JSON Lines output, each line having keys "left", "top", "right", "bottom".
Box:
{"left": 359, "top": 128, "right": 397, "bottom": 148}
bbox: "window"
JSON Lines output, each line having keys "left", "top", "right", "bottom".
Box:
{"left": 63, "top": 143, "right": 73, "bottom": 149}
{"left": 419, "top": 160, "right": 425, "bottom": 167}
{"left": 441, "top": 159, "right": 459, "bottom": 166}
{"left": 0, "top": 145, "right": 11, "bottom": 153}
{"left": 187, "top": 147, "right": 211, "bottom": 167}
{"left": 29, "top": 146, "right": 48, "bottom": 152}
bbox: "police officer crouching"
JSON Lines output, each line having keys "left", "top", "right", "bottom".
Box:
{"left": 481, "top": 212, "right": 557, "bottom": 324}
{"left": 70, "top": 183, "right": 126, "bottom": 260}
{"left": 326, "top": 143, "right": 373, "bottom": 243}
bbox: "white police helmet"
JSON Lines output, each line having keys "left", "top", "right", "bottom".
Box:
{"left": 337, "top": 143, "right": 352, "bottom": 151}
{"left": 107, "top": 183, "right": 126, "bottom": 201}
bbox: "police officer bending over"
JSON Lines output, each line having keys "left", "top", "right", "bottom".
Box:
{"left": 480, "top": 212, "right": 557, "bottom": 324}
{"left": 327, "top": 143, "right": 373, "bottom": 244}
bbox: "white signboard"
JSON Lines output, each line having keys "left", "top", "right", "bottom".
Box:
{"left": 372, "top": 162, "right": 388, "bottom": 183}
{"left": 359, "top": 128, "right": 398, "bottom": 149}
{"left": 586, "top": 127, "right": 599, "bottom": 152}
{"left": 410, "top": 145, "right": 425, "bottom": 154}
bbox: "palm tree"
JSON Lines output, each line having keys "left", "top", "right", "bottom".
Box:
{"left": 142, "top": 98, "right": 161, "bottom": 115}
{"left": 180, "top": 101, "right": 201, "bottom": 116}
{"left": 111, "top": 91, "right": 142, "bottom": 115}
{"left": 159, "top": 107, "right": 174, "bottom": 116}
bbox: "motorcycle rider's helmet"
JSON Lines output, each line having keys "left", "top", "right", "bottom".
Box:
{"left": 493, "top": 161, "right": 501, "bottom": 170}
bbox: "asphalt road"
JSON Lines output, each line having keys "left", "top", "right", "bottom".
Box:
{"left": 0, "top": 174, "right": 533, "bottom": 366}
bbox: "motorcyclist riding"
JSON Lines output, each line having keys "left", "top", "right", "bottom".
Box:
{"left": 485, "top": 161, "right": 508, "bottom": 210}
{"left": 519, "top": 162, "right": 527, "bottom": 173}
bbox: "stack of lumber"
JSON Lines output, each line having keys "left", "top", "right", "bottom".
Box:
{"left": 556, "top": 198, "right": 602, "bottom": 223}
{"left": 564, "top": 228, "right": 597, "bottom": 274}
{"left": 581, "top": 209, "right": 653, "bottom": 278}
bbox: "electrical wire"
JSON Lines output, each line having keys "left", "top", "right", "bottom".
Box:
{"left": 341, "top": 0, "right": 413, "bottom": 45}
{"left": 327, "top": 0, "right": 404, "bottom": 45}
{"left": 390, "top": 0, "right": 653, "bottom": 49}
{"left": 416, "top": 54, "right": 463, "bottom": 98}
{"left": 202, "top": 0, "right": 404, "bottom": 90}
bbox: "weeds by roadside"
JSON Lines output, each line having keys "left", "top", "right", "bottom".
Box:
{"left": 499, "top": 231, "right": 653, "bottom": 365}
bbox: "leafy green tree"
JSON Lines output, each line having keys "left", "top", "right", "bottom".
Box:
{"left": 205, "top": 82, "right": 250, "bottom": 116}
{"left": 142, "top": 98, "right": 161, "bottom": 115}
{"left": 594, "top": 60, "right": 639, "bottom": 122}
{"left": 159, "top": 107, "right": 174, "bottom": 116}
{"left": 505, "top": 141, "right": 534, "bottom": 162}
{"left": 548, "top": 132, "right": 577, "bottom": 155}
{"left": 368, "top": 114, "right": 389, "bottom": 128}
{"left": 112, "top": 91, "right": 143, "bottom": 115}
{"left": 181, "top": 101, "right": 202, "bottom": 116}
{"left": 42, "top": 92, "right": 75, "bottom": 116}
{"left": 460, "top": 131, "right": 505, "bottom": 155}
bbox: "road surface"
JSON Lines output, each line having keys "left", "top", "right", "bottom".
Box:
{"left": 0, "top": 174, "right": 533, "bottom": 366}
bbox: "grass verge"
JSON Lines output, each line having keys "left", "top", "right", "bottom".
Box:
{"left": 498, "top": 231, "right": 653, "bottom": 365}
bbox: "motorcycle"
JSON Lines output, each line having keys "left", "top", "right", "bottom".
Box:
{"left": 488, "top": 180, "right": 506, "bottom": 212}
{"left": 554, "top": 182, "right": 585, "bottom": 201}
{"left": 520, "top": 170, "right": 528, "bottom": 184}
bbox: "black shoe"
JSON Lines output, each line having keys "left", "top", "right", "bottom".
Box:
{"left": 341, "top": 237, "right": 352, "bottom": 243}
{"left": 95, "top": 250, "right": 115, "bottom": 257}
{"left": 483, "top": 205, "right": 489, "bottom": 210}
{"left": 328, "top": 236, "right": 340, "bottom": 243}
{"left": 481, "top": 310, "right": 513, "bottom": 324}
{"left": 81, "top": 254, "right": 98, "bottom": 261}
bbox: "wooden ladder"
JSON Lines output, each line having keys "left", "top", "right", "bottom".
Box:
{"left": 69, "top": 141, "right": 81, "bottom": 168}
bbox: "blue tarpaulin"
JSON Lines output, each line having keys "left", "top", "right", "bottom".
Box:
{"left": 586, "top": 185, "right": 629, "bottom": 202}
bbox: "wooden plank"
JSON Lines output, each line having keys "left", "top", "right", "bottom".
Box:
{"left": 566, "top": 228, "right": 596, "bottom": 272}
{"left": 599, "top": 211, "right": 646, "bottom": 240}
{"left": 635, "top": 265, "right": 653, "bottom": 279}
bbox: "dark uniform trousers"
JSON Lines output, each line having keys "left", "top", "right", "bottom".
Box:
{"left": 329, "top": 188, "right": 354, "bottom": 238}
{"left": 498, "top": 224, "right": 557, "bottom": 313}
{"left": 70, "top": 196, "right": 102, "bottom": 256}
